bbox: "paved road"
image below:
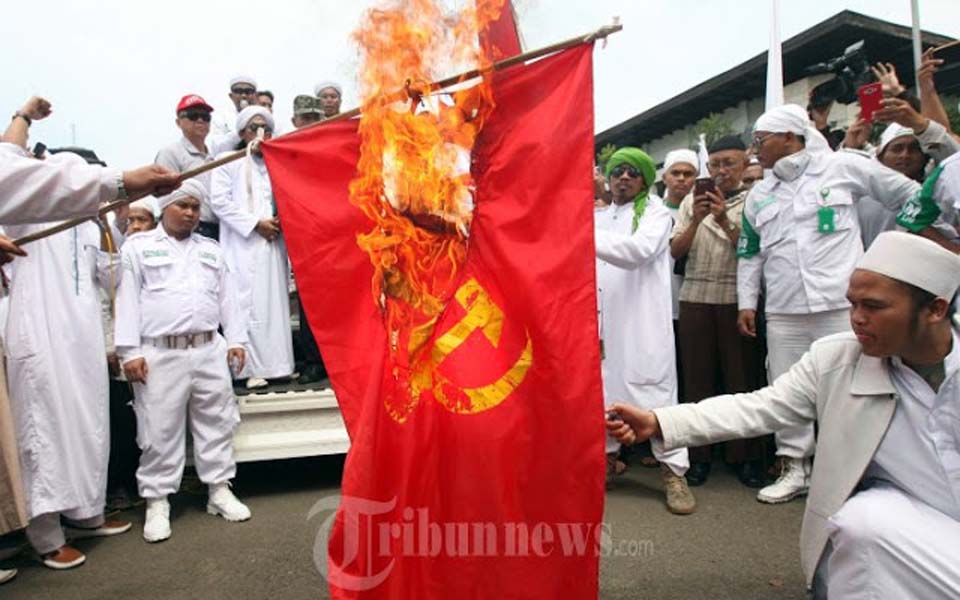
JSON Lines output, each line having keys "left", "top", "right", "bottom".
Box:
{"left": 3, "top": 457, "right": 806, "bottom": 599}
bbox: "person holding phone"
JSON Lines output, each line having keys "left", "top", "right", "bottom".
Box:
{"left": 670, "top": 136, "right": 767, "bottom": 488}
{"left": 738, "top": 105, "right": 922, "bottom": 505}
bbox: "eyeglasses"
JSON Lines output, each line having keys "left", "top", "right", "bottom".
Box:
{"left": 708, "top": 158, "right": 743, "bottom": 171}
{"left": 231, "top": 86, "right": 257, "bottom": 95}
{"left": 609, "top": 165, "right": 642, "bottom": 179}
{"left": 246, "top": 123, "right": 273, "bottom": 135}
{"left": 178, "top": 111, "right": 211, "bottom": 123}
{"left": 750, "top": 132, "right": 780, "bottom": 149}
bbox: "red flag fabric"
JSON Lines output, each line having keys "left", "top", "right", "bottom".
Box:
{"left": 479, "top": 0, "right": 522, "bottom": 59}
{"left": 262, "top": 44, "right": 603, "bottom": 599}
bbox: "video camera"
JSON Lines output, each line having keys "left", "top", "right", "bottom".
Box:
{"left": 805, "top": 40, "right": 873, "bottom": 107}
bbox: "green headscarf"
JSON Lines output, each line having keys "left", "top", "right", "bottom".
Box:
{"left": 604, "top": 147, "right": 657, "bottom": 232}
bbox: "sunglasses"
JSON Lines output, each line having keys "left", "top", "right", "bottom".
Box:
{"left": 179, "top": 111, "right": 211, "bottom": 123}
{"left": 610, "top": 164, "right": 642, "bottom": 179}
{"left": 247, "top": 123, "right": 273, "bottom": 135}
{"left": 231, "top": 86, "right": 257, "bottom": 95}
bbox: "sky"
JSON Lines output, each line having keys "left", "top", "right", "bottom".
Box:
{"left": 1, "top": 0, "right": 957, "bottom": 167}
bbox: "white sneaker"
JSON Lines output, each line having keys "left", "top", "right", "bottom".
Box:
{"left": 207, "top": 483, "right": 251, "bottom": 522}
{"left": 246, "top": 377, "right": 269, "bottom": 390}
{"left": 0, "top": 568, "right": 16, "bottom": 584}
{"left": 757, "top": 457, "right": 810, "bottom": 504}
{"left": 143, "top": 497, "right": 171, "bottom": 543}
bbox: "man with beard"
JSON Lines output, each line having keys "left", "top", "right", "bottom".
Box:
{"left": 595, "top": 147, "right": 695, "bottom": 514}
{"left": 607, "top": 231, "right": 960, "bottom": 599}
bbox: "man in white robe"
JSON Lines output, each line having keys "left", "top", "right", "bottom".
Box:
{"left": 0, "top": 98, "right": 175, "bottom": 579}
{"left": 211, "top": 75, "right": 259, "bottom": 139}
{"left": 608, "top": 231, "right": 960, "bottom": 599}
{"left": 209, "top": 105, "right": 294, "bottom": 389}
{"left": 595, "top": 147, "right": 694, "bottom": 515}
{"left": 5, "top": 149, "right": 132, "bottom": 570}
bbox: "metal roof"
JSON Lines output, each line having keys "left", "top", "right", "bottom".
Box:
{"left": 596, "top": 10, "right": 958, "bottom": 150}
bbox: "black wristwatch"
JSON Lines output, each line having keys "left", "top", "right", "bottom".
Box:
{"left": 12, "top": 111, "right": 32, "bottom": 126}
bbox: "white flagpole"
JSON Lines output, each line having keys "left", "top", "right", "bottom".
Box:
{"left": 765, "top": 0, "right": 784, "bottom": 110}
{"left": 911, "top": 0, "right": 923, "bottom": 99}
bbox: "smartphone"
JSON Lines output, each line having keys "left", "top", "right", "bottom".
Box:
{"left": 858, "top": 82, "right": 884, "bottom": 123}
{"left": 694, "top": 178, "right": 716, "bottom": 197}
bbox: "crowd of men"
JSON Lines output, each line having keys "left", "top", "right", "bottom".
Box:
{"left": 600, "top": 51, "right": 960, "bottom": 598}
{"left": 0, "top": 77, "right": 342, "bottom": 582}
{"left": 0, "top": 50, "right": 959, "bottom": 598}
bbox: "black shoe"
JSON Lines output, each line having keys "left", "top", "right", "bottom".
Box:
{"left": 736, "top": 460, "right": 768, "bottom": 489}
{"left": 686, "top": 462, "right": 711, "bottom": 487}
{"left": 297, "top": 364, "right": 326, "bottom": 385}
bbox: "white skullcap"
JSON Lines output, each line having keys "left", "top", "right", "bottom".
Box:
{"left": 877, "top": 123, "right": 918, "bottom": 157}
{"left": 754, "top": 104, "right": 831, "bottom": 154}
{"left": 314, "top": 81, "right": 342, "bottom": 96}
{"left": 229, "top": 74, "right": 257, "bottom": 88}
{"left": 235, "top": 105, "right": 275, "bottom": 134}
{"left": 128, "top": 197, "right": 159, "bottom": 219}
{"left": 857, "top": 231, "right": 960, "bottom": 300}
{"left": 663, "top": 149, "right": 699, "bottom": 175}
{"left": 157, "top": 179, "right": 208, "bottom": 212}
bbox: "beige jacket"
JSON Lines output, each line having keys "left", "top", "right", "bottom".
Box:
{"left": 654, "top": 331, "right": 900, "bottom": 586}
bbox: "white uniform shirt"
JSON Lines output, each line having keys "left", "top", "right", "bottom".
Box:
{"left": 115, "top": 227, "right": 247, "bottom": 362}
{"left": 864, "top": 331, "right": 960, "bottom": 521}
{"left": 0, "top": 143, "right": 118, "bottom": 224}
{"left": 930, "top": 152, "right": 960, "bottom": 233}
{"left": 738, "top": 151, "right": 920, "bottom": 314}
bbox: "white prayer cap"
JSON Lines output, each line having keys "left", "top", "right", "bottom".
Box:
{"left": 314, "top": 81, "right": 342, "bottom": 96}
{"left": 229, "top": 74, "right": 257, "bottom": 88}
{"left": 754, "top": 104, "right": 831, "bottom": 154}
{"left": 157, "top": 179, "right": 208, "bottom": 212}
{"left": 857, "top": 231, "right": 960, "bottom": 300}
{"left": 877, "top": 123, "right": 917, "bottom": 157}
{"left": 235, "top": 105, "right": 275, "bottom": 134}
{"left": 128, "top": 197, "right": 159, "bottom": 219}
{"left": 663, "top": 149, "right": 699, "bottom": 175}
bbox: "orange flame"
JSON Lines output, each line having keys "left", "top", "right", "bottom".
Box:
{"left": 350, "top": 0, "right": 507, "bottom": 422}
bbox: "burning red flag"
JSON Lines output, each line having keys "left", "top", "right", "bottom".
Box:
{"left": 262, "top": 10, "right": 602, "bottom": 598}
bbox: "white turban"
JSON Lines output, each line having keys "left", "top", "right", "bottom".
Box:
{"left": 877, "top": 123, "right": 917, "bottom": 157}
{"left": 229, "top": 74, "right": 257, "bottom": 88}
{"left": 663, "top": 149, "right": 699, "bottom": 175}
{"left": 235, "top": 105, "right": 275, "bottom": 134}
{"left": 857, "top": 231, "right": 960, "bottom": 300}
{"left": 157, "top": 179, "right": 208, "bottom": 212}
{"left": 314, "top": 81, "right": 342, "bottom": 97}
{"left": 754, "top": 104, "right": 831, "bottom": 154}
{"left": 128, "top": 197, "right": 159, "bottom": 219}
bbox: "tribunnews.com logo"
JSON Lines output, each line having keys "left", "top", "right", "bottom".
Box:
{"left": 308, "top": 494, "right": 653, "bottom": 591}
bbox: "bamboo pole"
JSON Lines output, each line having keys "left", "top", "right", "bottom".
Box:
{"left": 13, "top": 21, "right": 622, "bottom": 247}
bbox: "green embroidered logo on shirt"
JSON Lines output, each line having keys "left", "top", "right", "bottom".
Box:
{"left": 199, "top": 251, "right": 218, "bottom": 263}
{"left": 754, "top": 195, "right": 777, "bottom": 211}
{"left": 142, "top": 249, "right": 169, "bottom": 258}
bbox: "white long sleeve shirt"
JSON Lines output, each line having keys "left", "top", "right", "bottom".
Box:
{"left": 0, "top": 143, "right": 118, "bottom": 225}
{"left": 864, "top": 330, "right": 960, "bottom": 522}
{"left": 114, "top": 226, "right": 247, "bottom": 362}
{"left": 737, "top": 150, "right": 920, "bottom": 314}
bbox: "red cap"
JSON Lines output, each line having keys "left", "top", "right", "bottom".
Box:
{"left": 176, "top": 94, "right": 214, "bottom": 113}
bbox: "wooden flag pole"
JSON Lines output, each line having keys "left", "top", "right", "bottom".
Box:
{"left": 13, "top": 21, "right": 622, "bottom": 247}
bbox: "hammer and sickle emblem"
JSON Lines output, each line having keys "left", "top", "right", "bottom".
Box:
{"left": 425, "top": 278, "right": 533, "bottom": 415}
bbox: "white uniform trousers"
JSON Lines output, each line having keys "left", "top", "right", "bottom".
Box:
{"left": 765, "top": 309, "right": 849, "bottom": 459}
{"left": 813, "top": 484, "right": 960, "bottom": 599}
{"left": 132, "top": 335, "right": 240, "bottom": 499}
{"left": 26, "top": 513, "right": 103, "bottom": 554}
